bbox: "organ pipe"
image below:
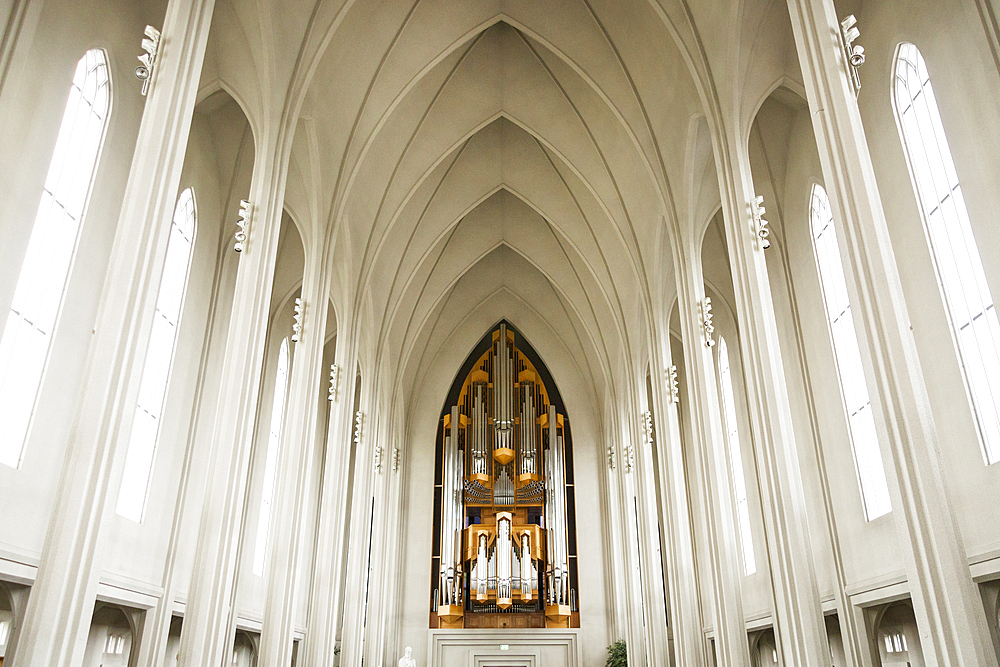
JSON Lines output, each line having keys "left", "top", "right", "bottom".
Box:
{"left": 493, "top": 324, "right": 514, "bottom": 464}
{"left": 435, "top": 322, "right": 575, "bottom": 629}
{"left": 496, "top": 512, "right": 512, "bottom": 608}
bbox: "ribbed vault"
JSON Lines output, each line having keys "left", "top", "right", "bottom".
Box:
{"left": 280, "top": 5, "right": 712, "bottom": 427}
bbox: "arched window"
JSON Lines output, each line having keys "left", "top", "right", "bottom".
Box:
{"left": 253, "top": 338, "right": 290, "bottom": 576}
{"left": 0, "top": 49, "right": 110, "bottom": 468}
{"left": 810, "top": 184, "right": 891, "bottom": 520}
{"left": 893, "top": 43, "right": 1000, "bottom": 464}
{"left": 116, "top": 189, "right": 196, "bottom": 522}
{"left": 718, "top": 336, "right": 756, "bottom": 575}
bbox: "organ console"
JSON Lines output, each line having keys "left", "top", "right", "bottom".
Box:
{"left": 434, "top": 323, "right": 578, "bottom": 629}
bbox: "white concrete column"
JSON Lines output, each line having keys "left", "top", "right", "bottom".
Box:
{"left": 601, "top": 405, "right": 632, "bottom": 642}
{"left": 712, "top": 117, "right": 831, "bottom": 661}
{"left": 675, "top": 252, "right": 751, "bottom": 667}
{"left": 786, "top": 0, "right": 999, "bottom": 662}
{"left": 300, "top": 341, "right": 358, "bottom": 666}
{"left": 339, "top": 381, "right": 379, "bottom": 667}
{"left": 630, "top": 389, "right": 671, "bottom": 665}
{"left": 361, "top": 397, "right": 401, "bottom": 667}
{"left": 615, "top": 405, "right": 653, "bottom": 665}
{"left": 10, "top": 1, "right": 216, "bottom": 664}
{"left": 176, "top": 132, "right": 292, "bottom": 663}
{"left": 649, "top": 330, "right": 708, "bottom": 666}
{"left": 257, "top": 245, "right": 330, "bottom": 664}
{"left": 378, "top": 417, "right": 407, "bottom": 662}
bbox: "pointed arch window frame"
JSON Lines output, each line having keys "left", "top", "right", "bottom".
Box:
{"left": 891, "top": 42, "right": 1000, "bottom": 465}
{"left": 809, "top": 183, "right": 892, "bottom": 520}
{"left": 717, "top": 335, "right": 756, "bottom": 576}
{"left": 0, "top": 48, "right": 112, "bottom": 469}
{"left": 115, "top": 188, "right": 197, "bottom": 522}
{"left": 253, "top": 336, "right": 291, "bottom": 576}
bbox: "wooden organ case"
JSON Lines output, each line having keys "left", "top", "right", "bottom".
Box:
{"left": 433, "top": 323, "right": 579, "bottom": 630}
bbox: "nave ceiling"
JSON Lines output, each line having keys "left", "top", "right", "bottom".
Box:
{"left": 194, "top": 0, "right": 805, "bottom": 422}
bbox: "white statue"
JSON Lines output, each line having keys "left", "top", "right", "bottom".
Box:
{"left": 398, "top": 646, "right": 416, "bottom": 667}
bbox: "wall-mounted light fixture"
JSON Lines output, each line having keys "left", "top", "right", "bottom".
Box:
{"left": 607, "top": 445, "right": 616, "bottom": 471}
{"left": 666, "top": 365, "right": 680, "bottom": 404}
{"left": 701, "top": 297, "right": 716, "bottom": 347}
{"left": 135, "top": 25, "right": 161, "bottom": 96}
{"left": 840, "top": 15, "right": 865, "bottom": 95}
{"left": 291, "top": 298, "right": 303, "bottom": 343}
{"left": 328, "top": 364, "right": 340, "bottom": 401}
{"left": 392, "top": 447, "right": 400, "bottom": 473}
{"left": 751, "top": 195, "right": 771, "bottom": 250}
{"left": 641, "top": 410, "right": 653, "bottom": 452}
{"left": 354, "top": 411, "right": 364, "bottom": 446}
{"left": 234, "top": 199, "right": 251, "bottom": 252}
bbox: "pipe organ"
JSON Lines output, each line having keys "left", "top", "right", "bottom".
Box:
{"left": 434, "top": 323, "right": 577, "bottom": 629}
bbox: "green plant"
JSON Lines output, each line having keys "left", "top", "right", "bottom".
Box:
{"left": 606, "top": 639, "right": 627, "bottom": 667}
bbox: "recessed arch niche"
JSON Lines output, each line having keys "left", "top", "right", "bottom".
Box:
{"left": 430, "top": 320, "right": 579, "bottom": 630}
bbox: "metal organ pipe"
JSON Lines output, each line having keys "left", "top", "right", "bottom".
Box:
{"left": 477, "top": 533, "right": 488, "bottom": 600}
{"left": 440, "top": 407, "right": 463, "bottom": 608}
{"left": 473, "top": 384, "right": 486, "bottom": 475}
{"left": 544, "top": 404, "right": 569, "bottom": 606}
{"left": 521, "top": 533, "right": 531, "bottom": 599}
{"left": 493, "top": 324, "right": 513, "bottom": 456}
{"left": 496, "top": 512, "right": 512, "bottom": 607}
{"left": 520, "top": 382, "right": 536, "bottom": 477}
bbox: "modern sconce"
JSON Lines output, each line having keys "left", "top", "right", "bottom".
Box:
{"left": 701, "top": 297, "right": 716, "bottom": 347}
{"left": 234, "top": 199, "right": 251, "bottom": 252}
{"left": 328, "top": 364, "right": 340, "bottom": 401}
{"left": 354, "top": 411, "right": 364, "bottom": 446}
{"left": 840, "top": 15, "right": 865, "bottom": 95}
{"left": 666, "top": 365, "right": 680, "bottom": 404}
{"left": 135, "top": 25, "right": 161, "bottom": 96}
{"left": 752, "top": 195, "right": 771, "bottom": 250}
{"left": 291, "top": 298, "right": 304, "bottom": 343}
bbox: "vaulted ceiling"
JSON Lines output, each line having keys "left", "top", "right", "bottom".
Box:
{"left": 197, "top": 0, "right": 804, "bottom": 420}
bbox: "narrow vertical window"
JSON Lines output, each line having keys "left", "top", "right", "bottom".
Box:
{"left": 116, "top": 189, "right": 196, "bottom": 522}
{"left": 253, "top": 338, "right": 290, "bottom": 576}
{"left": 810, "top": 184, "right": 892, "bottom": 519}
{"left": 893, "top": 43, "right": 1000, "bottom": 463}
{"left": 718, "top": 337, "right": 755, "bottom": 575}
{"left": 0, "top": 49, "right": 110, "bottom": 468}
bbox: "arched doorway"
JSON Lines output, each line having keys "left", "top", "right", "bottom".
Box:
{"left": 232, "top": 630, "right": 257, "bottom": 667}
{"left": 874, "top": 601, "right": 923, "bottom": 666}
{"left": 82, "top": 604, "right": 133, "bottom": 666}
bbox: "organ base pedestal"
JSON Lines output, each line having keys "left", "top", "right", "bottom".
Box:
{"left": 545, "top": 604, "right": 572, "bottom": 628}
{"left": 438, "top": 605, "right": 464, "bottom": 629}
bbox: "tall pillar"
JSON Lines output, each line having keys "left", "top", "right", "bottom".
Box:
{"left": 378, "top": 418, "right": 407, "bottom": 661}
{"left": 786, "top": 0, "right": 999, "bottom": 662}
{"left": 10, "top": 1, "right": 216, "bottom": 664}
{"left": 300, "top": 340, "right": 357, "bottom": 666}
{"left": 257, "top": 246, "right": 330, "bottom": 664}
{"left": 616, "top": 406, "right": 653, "bottom": 664}
{"left": 631, "top": 391, "right": 671, "bottom": 665}
{"left": 361, "top": 401, "right": 402, "bottom": 667}
{"left": 712, "top": 115, "right": 831, "bottom": 661}
{"left": 602, "top": 408, "right": 632, "bottom": 642}
{"left": 675, "top": 252, "right": 751, "bottom": 666}
{"left": 176, "top": 131, "right": 292, "bottom": 663}
{"left": 650, "top": 329, "right": 708, "bottom": 666}
{"left": 338, "top": 378, "right": 378, "bottom": 667}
